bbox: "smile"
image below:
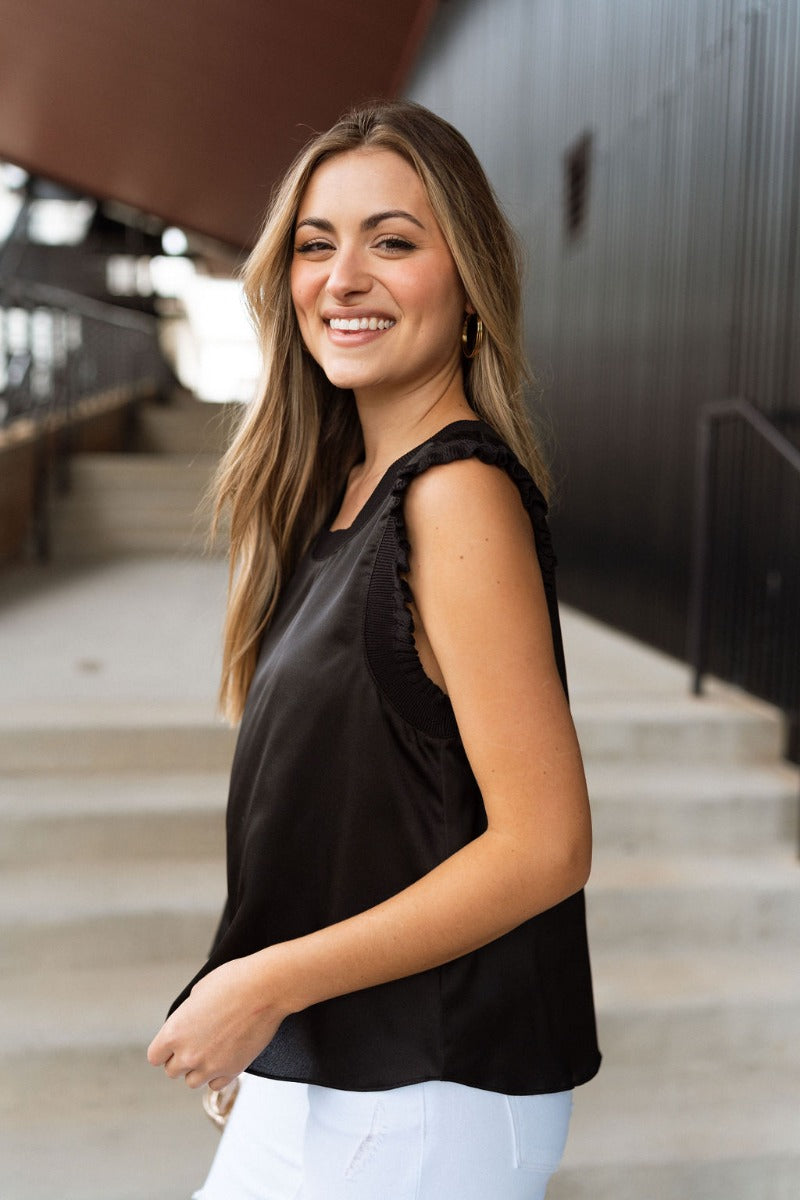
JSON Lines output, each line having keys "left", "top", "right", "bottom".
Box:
{"left": 328, "top": 317, "right": 396, "bottom": 331}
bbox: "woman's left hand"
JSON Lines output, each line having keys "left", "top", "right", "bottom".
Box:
{"left": 146, "top": 953, "right": 285, "bottom": 1090}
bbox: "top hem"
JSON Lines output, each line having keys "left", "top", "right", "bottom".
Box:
{"left": 243, "top": 1053, "right": 602, "bottom": 1096}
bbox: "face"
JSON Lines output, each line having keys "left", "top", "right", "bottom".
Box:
{"left": 290, "top": 148, "right": 468, "bottom": 399}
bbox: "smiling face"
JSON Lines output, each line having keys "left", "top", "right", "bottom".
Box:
{"left": 290, "top": 148, "right": 468, "bottom": 402}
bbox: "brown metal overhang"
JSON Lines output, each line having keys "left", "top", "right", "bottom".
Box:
{"left": 0, "top": 0, "right": 437, "bottom": 250}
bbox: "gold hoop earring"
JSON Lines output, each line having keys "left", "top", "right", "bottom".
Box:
{"left": 461, "top": 313, "right": 483, "bottom": 360}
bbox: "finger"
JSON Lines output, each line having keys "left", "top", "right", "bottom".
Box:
{"left": 146, "top": 1032, "right": 170, "bottom": 1067}
{"left": 163, "top": 1053, "right": 188, "bottom": 1080}
{"left": 184, "top": 1066, "right": 213, "bottom": 1090}
{"left": 208, "top": 1076, "right": 234, "bottom": 1092}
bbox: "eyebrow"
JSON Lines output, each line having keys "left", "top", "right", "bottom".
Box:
{"left": 295, "top": 209, "right": 426, "bottom": 233}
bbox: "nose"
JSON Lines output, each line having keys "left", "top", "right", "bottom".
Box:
{"left": 325, "top": 244, "right": 372, "bottom": 300}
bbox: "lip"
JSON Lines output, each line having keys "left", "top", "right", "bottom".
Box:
{"left": 321, "top": 309, "right": 398, "bottom": 348}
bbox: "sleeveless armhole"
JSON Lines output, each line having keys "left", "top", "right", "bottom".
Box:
{"left": 364, "top": 425, "right": 569, "bottom": 740}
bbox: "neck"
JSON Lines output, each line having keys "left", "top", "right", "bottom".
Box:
{"left": 353, "top": 363, "right": 476, "bottom": 477}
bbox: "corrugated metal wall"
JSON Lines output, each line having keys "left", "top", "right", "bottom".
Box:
{"left": 407, "top": 0, "right": 800, "bottom": 720}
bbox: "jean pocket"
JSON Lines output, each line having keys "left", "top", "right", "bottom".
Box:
{"left": 343, "top": 1099, "right": 389, "bottom": 1180}
{"left": 506, "top": 1091, "right": 573, "bottom": 1172}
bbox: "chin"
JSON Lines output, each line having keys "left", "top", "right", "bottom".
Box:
{"left": 320, "top": 365, "right": 383, "bottom": 392}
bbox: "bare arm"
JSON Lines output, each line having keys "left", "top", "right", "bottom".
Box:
{"left": 148, "top": 458, "right": 591, "bottom": 1089}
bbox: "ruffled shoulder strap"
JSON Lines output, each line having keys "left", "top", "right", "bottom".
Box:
{"left": 364, "top": 421, "right": 568, "bottom": 740}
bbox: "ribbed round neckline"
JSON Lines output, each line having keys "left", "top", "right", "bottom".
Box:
{"left": 311, "top": 419, "right": 484, "bottom": 559}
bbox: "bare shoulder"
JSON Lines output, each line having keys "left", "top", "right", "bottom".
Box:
{"left": 403, "top": 456, "right": 534, "bottom": 557}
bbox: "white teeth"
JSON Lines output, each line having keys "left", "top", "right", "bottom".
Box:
{"left": 329, "top": 317, "right": 396, "bottom": 331}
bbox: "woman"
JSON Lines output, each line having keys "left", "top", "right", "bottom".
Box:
{"left": 148, "top": 100, "right": 600, "bottom": 1199}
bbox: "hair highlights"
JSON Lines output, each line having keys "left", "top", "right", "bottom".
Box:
{"left": 215, "top": 100, "right": 548, "bottom": 721}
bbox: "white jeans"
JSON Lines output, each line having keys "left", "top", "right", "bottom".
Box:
{"left": 193, "top": 1073, "right": 572, "bottom": 1200}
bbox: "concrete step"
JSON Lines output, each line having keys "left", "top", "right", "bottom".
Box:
{"left": 551, "top": 1157, "right": 800, "bottom": 1200}
{"left": 549, "top": 1058, "right": 800, "bottom": 1200}
{"left": 1, "top": 954, "right": 798, "bottom": 1199}
{"left": 1, "top": 699, "right": 782, "bottom": 775}
{"left": 52, "top": 496, "right": 215, "bottom": 525}
{"left": 65, "top": 453, "right": 220, "bottom": 490}
{"left": 3, "top": 947, "right": 796, "bottom": 1085}
{"left": 591, "top": 948, "right": 800, "bottom": 1066}
{"left": 586, "top": 760, "right": 799, "bottom": 852}
{"left": 51, "top": 529, "right": 223, "bottom": 557}
{"left": 0, "top": 960, "right": 204, "bottom": 1062}
{"left": 135, "top": 399, "right": 239, "bottom": 456}
{"left": 4, "top": 761, "right": 792, "bottom": 863}
{"left": 6, "top": 838, "right": 796, "bottom": 973}
{"left": 0, "top": 1036, "right": 218, "bottom": 1200}
{"left": 0, "top": 770, "right": 228, "bottom": 865}
{"left": 3, "top": 1067, "right": 798, "bottom": 1200}
{"left": 0, "top": 1105, "right": 217, "bottom": 1200}
{"left": 572, "top": 693, "right": 784, "bottom": 762}
{"left": 0, "top": 704, "right": 237, "bottom": 771}
{"left": 3, "top": 760, "right": 794, "bottom": 866}
{"left": 586, "top": 851, "right": 800, "bottom": 949}
{"left": 0, "top": 859, "right": 224, "bottom": 971}
{"left": 2, "top": 936, "right": 798, "bottom": 1194}
{"left": 48, "top": 453, "right": 226, "bottom": 559}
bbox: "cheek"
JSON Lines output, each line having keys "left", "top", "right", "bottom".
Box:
{"left": 402, "top": 263, "right": 464, "bottom": 324}
{"left": 427, "top": 280, "right": 468, "bottom": 336}
{"left": 421, "top": 256, "right": 465, "bottom": 313}
{"left": 289, "top": 266, "right": 317, "bottom": 323}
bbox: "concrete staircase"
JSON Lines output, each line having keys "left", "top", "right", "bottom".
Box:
{"left": 0, "top": 557, "right": 235, "bottom": 1200}
{"left": 0, "top": 748, "right": 236, "bottom": 1199}
{"left": 0, "top": 565, "right": 798, "bottom": 1199}
{"left": 550, "top": 616, "right": 800, "bottom": 1200}
{"left": 47, "top": 393, "right": 238, "bottom": 559}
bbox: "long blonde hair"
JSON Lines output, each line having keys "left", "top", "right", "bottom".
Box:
{"left": 216, "top": 100, "right": 548, "bottom": 722}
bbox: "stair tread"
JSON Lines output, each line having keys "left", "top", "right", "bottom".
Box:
{"left": 572, "top": 691, "right": 780, "bottom": 720}
{"left": 0, "top": 1080, "right": 217, "bottom": 1200}
{"left": 589, "top": 849, "right": 800, "bottom": 891}
{"left": 0, "top": 770, "right": 229, "bottom": 816}
{"left": 0, "top": 857, "right": 225, "bottom": 922}
{"left": 0, "top": 960, "right": 205, "bottom": 1052}
{"left": 585, "top": 759, "right": 800, "bottom": 797}
{"left": 563, "top": 1058, "right": 800, "bottom": 1167}
{"left": 1, "top": 1030, "right": 797, "bottom": 1179}
{"left": 68, "top": 451, "right": 220, "bottom": 465}
{"left": 8, "top": 765, "right": 790, "bottom": 817}
{"left": 590, "top": 947, "right": 800, "bottom": 1010}
{"left": 0, "top": 699, "right": 227, "bottom": 728}
{"left": 2, "top": 946, "right": 798, "bottom": 1056}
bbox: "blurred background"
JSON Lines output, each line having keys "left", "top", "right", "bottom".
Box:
{"left": 0, "top": 2, "right": 798, "bottom": 1198}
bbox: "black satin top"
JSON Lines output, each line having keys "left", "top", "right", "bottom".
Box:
{"left": 170, "top": 420, "right": 601, "bottom": 1094}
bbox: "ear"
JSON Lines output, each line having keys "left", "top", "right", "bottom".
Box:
{"left": 464, "top": 298, "right": 476, "bottom": 315}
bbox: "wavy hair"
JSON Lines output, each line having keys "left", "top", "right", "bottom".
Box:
{"left": 215, "top": 99, "right": 548, "bottom": 721}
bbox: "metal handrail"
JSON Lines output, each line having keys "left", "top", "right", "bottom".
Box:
{"left": 1, "top": 274, "right": 165, "bottom": 430}
{"left": 688, "top": 397, "right": 800, "bottom": 696}
{"left": 1, "top": 276, "right": 158, "bottom": 334}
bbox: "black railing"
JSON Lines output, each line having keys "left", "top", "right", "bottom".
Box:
{"left": 688, "top": 397, "right": 800, "bottom": 763}
{"left": 0, "top": 264, "right": 170, "bottom": 561}
{"left": 0, "top": 276, "right": 166, "bottom": 431}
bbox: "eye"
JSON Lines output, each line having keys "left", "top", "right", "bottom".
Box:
{"left": 294, "top": 239, "right": 334, "bottom": 255}
{"left": 375, "top": 235, "right": 416, "bottom": 253}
